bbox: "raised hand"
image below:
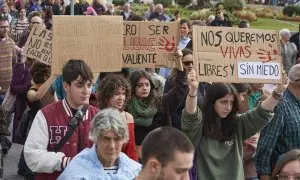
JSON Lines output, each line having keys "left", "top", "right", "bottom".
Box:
{"left": 275, "top": 72, "right": 289, "bottom": 94}
{"left": 187, "top": 68, "right": 198, "bottom": 92}
{"left": 174, "top": 46, "right": 183, "bottom": 71}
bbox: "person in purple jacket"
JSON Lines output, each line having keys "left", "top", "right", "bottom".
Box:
{"left": 10, "top": 57, "right": 33, "bottom": 144}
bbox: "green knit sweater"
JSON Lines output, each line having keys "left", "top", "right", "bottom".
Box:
{"left": 181, "top": 103, "right": 274, "bottom": 180}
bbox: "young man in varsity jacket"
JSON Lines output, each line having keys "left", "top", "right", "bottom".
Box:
{"left": 24, "top": 59, "right": 99, "bottom": 180}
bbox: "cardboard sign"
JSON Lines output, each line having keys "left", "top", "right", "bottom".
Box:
{"left": 193, "top": 26, "right": 282, "bottom": 83}
{"left": 122, "top": 21, "right": 180, "bottom": 68}
{"left": 23, "top": 25, "right": 52, "bottom": 65}
{"left": 52, "top": 16, "right": 123, "bottom": 74}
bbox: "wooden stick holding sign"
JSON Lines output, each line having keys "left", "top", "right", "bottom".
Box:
{"left": 193, "top": 26, "right": 281, "bottom": 83}
{"left": 122, "top": 21, "right": 181, "bottom": 69}
{"left": 23, "top": 24, "right": 52, "bottom": 65}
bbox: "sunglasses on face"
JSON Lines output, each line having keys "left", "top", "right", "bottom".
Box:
{"left": 183, "top": 61, "right": 193, "bottom": 66}
{"left": 31, "top": 22, "right": 41, "bottom": 24}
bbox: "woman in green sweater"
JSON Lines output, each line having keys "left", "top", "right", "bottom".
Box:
{"left": 181, "top": 69, "right": 287, "bottom": 180}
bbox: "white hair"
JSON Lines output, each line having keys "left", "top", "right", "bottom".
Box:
{"left": 156, "top": 3, "right": 163, "bottom": 9}
{"left": 208, "top": 15, "right": 215, "bottom": 21}
{"left": 124, "top": 2, "right": 130, "bottom": 7}
{"left": 279, "top": 29, "right": 290, "bottom": 38}
{"left": 89, "top": 108, "right": 129, "bottom": 143}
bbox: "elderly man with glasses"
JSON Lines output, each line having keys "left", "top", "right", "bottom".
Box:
{"left": 58, "top": 108, "right": 141, "bottom": 180}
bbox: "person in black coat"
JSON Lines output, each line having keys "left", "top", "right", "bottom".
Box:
{"left": 41, "top": 0, "right": 60, "bottom": 15}
{"left": 210, "top": 9, "right": 232, "bottom": 27}
{"left": 290, "top": 24, "right": 300, "bottom": 50}
{"left": 65, "top": 0, "right": 89, "bottom": 15}
{"left": 120, "top": 3, "right": 134, "bottom": 20}
{"left": 148, "top": 4, "right": 167, "bottom": 21}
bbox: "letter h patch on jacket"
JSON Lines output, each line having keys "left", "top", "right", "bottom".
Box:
{"left": 49, "top": 126, "right": 68, "bottom": 144}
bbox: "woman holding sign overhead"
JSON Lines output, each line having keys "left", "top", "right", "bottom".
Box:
{"left": 159, "top": 19, "right": 191, "bottom": 79}
{"left": 126, "top": 49, "right": 190, "bottom": 159}
{"left": 181, "top": 68, "right": 288, "bottom": 180}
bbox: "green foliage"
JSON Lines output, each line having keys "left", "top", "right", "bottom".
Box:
{"left": 223, "top": 0, "right": 245, "bottom": 12}
{"left": 189, "top": 8, "right": 212, "bottom": 20}
{"left": 153, "top": 0, "right": 173, "bottom": 7}
{"left": 234, "top": 10, "right": 257, "bottom": 23}
{"left": 283, "top": 5, "right": 295, "bottom": 17}
{"left": 251, "top": 18, "right": 298, "bottom": 31}
{"left": 294, "top": 5, "right": 300, "bottom": 16}
{"left": 169, "top": 6, "right": 193, "bottom": 18}
{"left": 175, "top": 0, "right": 191, "bottom": 6}
{"left": 225, "top": 11, "right": 241, "bottom": 25}
{"left": 112, "top": 0, "right": 126, "bottom": 6}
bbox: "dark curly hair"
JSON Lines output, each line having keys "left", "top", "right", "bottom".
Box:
{"left": 97, "top": 74, "right": 131, "bottom": 110}
{"left": 30, "top": 62, "right": 51, "bottom": 84}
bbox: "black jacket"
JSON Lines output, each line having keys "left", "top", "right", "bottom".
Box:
{"left": 120, "top": 10, "right": 134, "bottom": 20}
{"left": 210, "top": 15, "right": 232, "bottom": 27}
{"left": 148, "top": 12, "right": 167, "bottom": 21}
{"left": 41, "top": 1, "right": 60, "bottom": 15}
{"left": 290, "top": 32, "right": 300, "bottom": 50}
{"left": 65, "top": 2, "right": 89, "bottom": 15}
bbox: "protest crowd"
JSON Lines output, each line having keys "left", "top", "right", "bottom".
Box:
{"left": 0, "top": 0, "right": 300, "bottom": 180}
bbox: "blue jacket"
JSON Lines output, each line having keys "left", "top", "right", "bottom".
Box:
{"left": 58, "top": 145, "right": 141, "bottom": 180}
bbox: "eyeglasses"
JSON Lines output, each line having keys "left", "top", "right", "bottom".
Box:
{"left": 99, "top": 135, "right": 124, "bottom": 147}
{"left": 277, "top": 173, "right": 300, "bottom": 180}
{"left": 182, "top": 61, "right": 193, "bottom": 66}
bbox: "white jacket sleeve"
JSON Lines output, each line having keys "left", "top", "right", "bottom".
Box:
{"left": 24, "top": 110, "right": 71, "bottom": 173}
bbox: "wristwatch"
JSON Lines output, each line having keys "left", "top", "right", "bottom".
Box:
{"left": 272, "top": 90, "right": 283, "bottom": 100}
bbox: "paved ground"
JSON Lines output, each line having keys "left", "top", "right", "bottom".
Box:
{"left": 2, "top": 122, "right": 23, "bottom": 180}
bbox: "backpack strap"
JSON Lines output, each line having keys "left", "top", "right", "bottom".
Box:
{"left": 51, "top": 104, "right": 89, "bottom": 152}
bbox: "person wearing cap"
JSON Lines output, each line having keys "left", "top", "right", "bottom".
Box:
{"left": 255, "top": 64, "right": 300, "bottom": 180}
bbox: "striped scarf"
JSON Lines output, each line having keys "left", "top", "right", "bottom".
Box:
{"left": 127, "top": 96, "right": 158, "bottom": 127}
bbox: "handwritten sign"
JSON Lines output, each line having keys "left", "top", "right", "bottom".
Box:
{"left": 52, "top": 16, "right": 123, "bottom": 74}
{"left": 193, "top": 26, "right": 281, "bottom": 83}
{"left": 23, "top": 25, "right": 52, "bottom": 65}
{"left": 238, "top": 61, "right": 281, "bottom": 80}
{"left": 122, "top": 21, "right": 180, "bottom": 68}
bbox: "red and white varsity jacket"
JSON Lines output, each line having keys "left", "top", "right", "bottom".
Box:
{"left": 24, "top": 100, "right": 98, "bottom": 180}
